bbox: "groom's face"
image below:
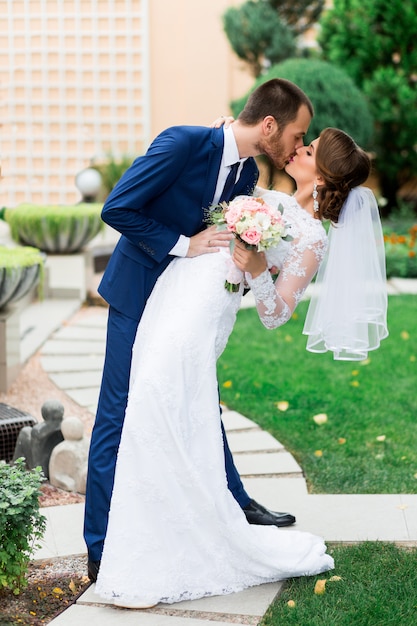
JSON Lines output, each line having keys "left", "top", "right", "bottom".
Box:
{"left": 261, "top": 104, "right": 312, "bottom": 170}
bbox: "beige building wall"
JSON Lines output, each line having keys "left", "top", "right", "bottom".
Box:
{"left": 0, "top": 0, "right": 252, "bottom": 207}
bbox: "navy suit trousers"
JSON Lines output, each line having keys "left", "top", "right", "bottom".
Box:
{"left": 84, "top": 306, "right": 250, "bottom": 561}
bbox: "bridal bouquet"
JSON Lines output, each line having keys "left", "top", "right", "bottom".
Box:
{"left": 209, "top": 195, "right": 289, "bottom": 292}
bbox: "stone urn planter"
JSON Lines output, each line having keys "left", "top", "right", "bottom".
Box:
{"left": 0, "top": 246, "right": 44, "bottom": 310}
{"left": 1, "top": 203, "right": 103, "bottom": 253}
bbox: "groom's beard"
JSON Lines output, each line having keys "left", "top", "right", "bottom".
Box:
{"left": 257, "top": 130, "right": 289, "bottom": 170}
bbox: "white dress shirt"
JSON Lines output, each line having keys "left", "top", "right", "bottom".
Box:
{"left": 170, "top": 126, "right": 246, "bottom": 257}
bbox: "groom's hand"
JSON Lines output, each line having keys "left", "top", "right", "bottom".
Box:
{"left": 187, "top": 225, "right": 233, "bottom": 258}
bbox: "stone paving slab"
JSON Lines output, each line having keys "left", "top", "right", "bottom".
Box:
{"left": 81, "top": 580, "right": 281, "bottom": 621}
{"left": 243, "top": 476, "right": 308, "bottom": 499}
{"left": 222, "top": 410, "right": 260, "bottom": 431}
{"left": 227, "top": 430, "right": 284, "bottom": 453}
{"left": 241, "top": 487, "right": 417, "bottom": 543}
{"left": 47, "top": 370, "right": 103, "bottom": 390}
{"left": 73, "top": 315, "right": 108, "bottom": 328}
{"left": 49, "top": 604, "right": 246, "bottom": 626}
{"left": 388, "top": 277, "right": 417, "bottom": 295}
{"left": 234, "top": 451, "right": 302, "bottom": 476}
{"left": 40, "top": 354, "right": 105, "bottom": 373}
{"left": 20, "top": 299, "right": 81, "bottom": 363}
{"left": 64, "top": 386, "right": 101, "bottom": 408}
{"left": 41, "top": 339, "right": 106, "bottom": 355}
{"left": 53, "top": 325, "right": 107, "bottom": 341}
{"left": 35, "top": 503, "right": 85, "bottom": 560}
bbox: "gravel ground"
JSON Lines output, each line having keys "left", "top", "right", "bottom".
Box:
{"left": 0, "top": 305, "right": 100, "bottom": 506}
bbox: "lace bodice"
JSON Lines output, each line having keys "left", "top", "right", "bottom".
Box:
{"left": 247, "top": 188, "right": 328, "bottom": 329}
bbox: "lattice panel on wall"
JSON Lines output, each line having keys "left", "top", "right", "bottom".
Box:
{"left": 0, "top": 0, "right": 149, "bottom": 206}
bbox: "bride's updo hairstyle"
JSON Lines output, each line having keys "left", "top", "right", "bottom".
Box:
{"left": 315, "top": 128, "right": 371, "bottom": 223}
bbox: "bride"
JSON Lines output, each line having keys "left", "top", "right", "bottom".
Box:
{"left": 94, "top": 127, "right": 387, "bottom": 608}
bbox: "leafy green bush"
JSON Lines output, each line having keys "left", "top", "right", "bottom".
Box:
{"left": 383, "top": 225, "right": 417, "bottom": 278}
{"left": 0, "top": 458, "right": 46, "bottom": 595}
{"left": 318, "top": 0, "right": 417, "bottom": 209}
{"left": 91, "top": 154, "right": 133, "bottom": 198}
{"left": 230, "top": 58, "right": 374, "bottom": 149}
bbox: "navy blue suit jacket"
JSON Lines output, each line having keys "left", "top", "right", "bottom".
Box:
{"left": 99, "top": 125, "right": 259, "bottom": 320}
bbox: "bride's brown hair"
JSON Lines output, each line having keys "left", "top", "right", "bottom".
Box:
{"left": 315, "top": 128, "right": 371, "bottom": 223}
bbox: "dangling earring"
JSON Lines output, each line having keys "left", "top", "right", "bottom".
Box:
{"left": 312, "top": 182, "right": 319, "bottom": 213}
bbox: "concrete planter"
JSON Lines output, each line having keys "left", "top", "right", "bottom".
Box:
{"left": 0, "top": 247, "right": 44, "bottom": 310}
{"left": 2, "top": 203, "right": 103, "bottom": 253}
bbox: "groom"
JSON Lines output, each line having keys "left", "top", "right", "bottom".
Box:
{"left": 84, "top": 78, "right": 313, "bottom": 583}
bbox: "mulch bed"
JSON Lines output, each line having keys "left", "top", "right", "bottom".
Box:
{"left": 0, "top": 557, "right": 91, "bottom": 625}
{"left": 0, "top": 484, "right": 88, "bottom": 625}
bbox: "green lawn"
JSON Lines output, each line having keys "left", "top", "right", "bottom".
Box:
{"left": 218, "top": 294, "right": 417, "bottom": 625}
{"left": 218, "top": 294, "right": 417, "bottom": 494}
{"left": 261, "top": 542, "right": 417, "bottom": 626}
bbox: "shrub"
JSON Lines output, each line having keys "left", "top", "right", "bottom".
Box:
{"left": 230, "top": 58, "right": 374, "bottom": 149}
{"left": 383, "top": 225, "right": 417, "bottom": 278}
{"left": 0, "top": 458, "right": 46, "bottom": 595}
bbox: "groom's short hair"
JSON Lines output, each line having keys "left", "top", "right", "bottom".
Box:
{"left": 238, "top": 78, "right": 314, "bottom": 129}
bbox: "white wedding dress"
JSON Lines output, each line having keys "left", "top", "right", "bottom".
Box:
{"left": 95, "top": 190, "right": 333, "bottom": 605}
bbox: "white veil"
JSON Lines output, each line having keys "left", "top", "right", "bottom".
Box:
{"left": 303, "top": 186, "right": 388, "bottom": 360}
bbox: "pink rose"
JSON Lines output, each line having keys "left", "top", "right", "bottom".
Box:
{"left": 241, "top": 228, "right": 262, "bottom": 245}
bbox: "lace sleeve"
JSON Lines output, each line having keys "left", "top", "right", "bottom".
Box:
{"left": 246, "top": 236, "right": 327, "bottom": 330}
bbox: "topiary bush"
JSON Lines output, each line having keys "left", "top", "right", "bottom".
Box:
{"left": 2, "top": 203, "right": 104, "bottom": 253}
{"left": 230, "top": 58, "right": 374, "bottom": 149}
{"left": 0, "top": 458, "right": 46, "bottom": 595}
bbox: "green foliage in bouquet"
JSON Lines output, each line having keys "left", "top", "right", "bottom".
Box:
{"left": 0, "top": 458, "right": 46, "bottom": 595}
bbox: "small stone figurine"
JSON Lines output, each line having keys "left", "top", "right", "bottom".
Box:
{"left": 49, "top": 416, "right": 90, "bottom": 494}
{"left": 12, "top": 399, "right": 64, "bottom": 479}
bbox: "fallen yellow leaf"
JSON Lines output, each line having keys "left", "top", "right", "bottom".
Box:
{"left": 376, "top": 435, "right": 386, "bottom": 442}
{"left": 351, "top": 370, "right": 359, "bottom": 376}
{"left": 222, "top": 380, "right": 232, "bottom": 388}
{"left": 69, "top": 579, "right": 77, "bottom": 594}
{"left": 314, "top": 450, "right": 323, "bottom": 457}
{"left": 360, "top": 358, "right": 371, "bottom": 366}
{"left": 338, "top": 437, "right": 346, "bottom": 445}
{"left": 350, "top": 380, "right": 360, "bottom": 387}
{"left": 329, "top": 575, "right": 342, "bottom": 582}
{"left": 401, "top": 330, "right": 410, "bottom": 340}
{"left": 313, "top": 413, "right": 328, "bottom": 425}
{"left": 276, "top": 401, "right": 289, "bottom": 412}
{"left": 52, "top": 587, "right": 64, "bottom": 595}
{"left": 287, "top": 599, "right": 296, "bottom": 608}
{"left": 314, "top": 579, "right": 327, "bottom": 595}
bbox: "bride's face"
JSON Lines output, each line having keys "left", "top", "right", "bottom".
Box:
{"left": 285, "top": 137, "right": 320, "bottom": 185}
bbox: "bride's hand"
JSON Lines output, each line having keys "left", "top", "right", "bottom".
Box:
{"left": 187, "top": 225, "right": 233, "bottom": 258}
{"left": 209, "top": 115, "right": 235, "bottom": 129}
{"left": 232, "top": 238, "right": 267, "bottom": 278}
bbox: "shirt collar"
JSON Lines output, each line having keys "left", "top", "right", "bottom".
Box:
{"left": 223, "top": 126, "right": 242, "bottom": 167}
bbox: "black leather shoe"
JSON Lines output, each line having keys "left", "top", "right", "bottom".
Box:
{"left": 88, "top": 559, "right": 101, "bottom": 582}
{"left": 243, "top": 499, "right": 296, "bottom": 527}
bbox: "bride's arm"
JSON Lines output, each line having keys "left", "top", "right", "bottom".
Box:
{"left": 233, "top": 237, "right": 326, "bottom": 329}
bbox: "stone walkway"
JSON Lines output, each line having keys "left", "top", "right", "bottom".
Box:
{"left": 27, "top": 284, "right": 417, "bottom": 625}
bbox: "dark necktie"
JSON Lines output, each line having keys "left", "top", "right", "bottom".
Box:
{"left": 218, "top": 162, "right": 240, "bottom": 204}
